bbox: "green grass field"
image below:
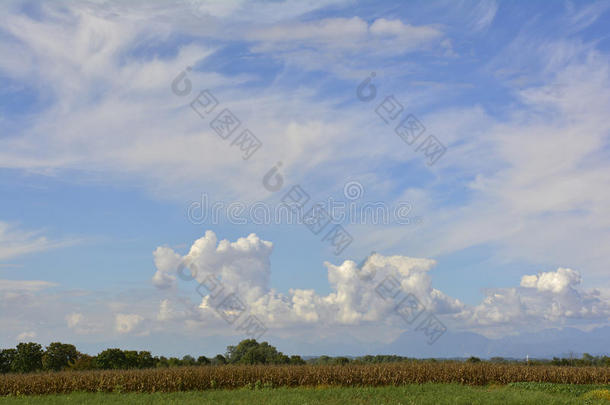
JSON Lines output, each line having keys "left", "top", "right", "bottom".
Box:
{"left": 0, "top": 383, "right": 609, "bottom": 404}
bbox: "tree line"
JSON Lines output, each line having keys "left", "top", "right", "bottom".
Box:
{"left": 0, "top": 339, "right": 306, "bottom": 374}
{"left": 1, "top": 339, "right": 608, "bottom": 374}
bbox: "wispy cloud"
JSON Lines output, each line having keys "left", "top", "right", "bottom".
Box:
{"left": 0, "top": 279, "right": 57, "bottom": 291}
{"left": 0, "top": 222, "right": 78, "bottom": 261}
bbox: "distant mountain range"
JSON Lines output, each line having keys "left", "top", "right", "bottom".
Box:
{"left": 288, "top": 326, "right": 610, "bottom": 359}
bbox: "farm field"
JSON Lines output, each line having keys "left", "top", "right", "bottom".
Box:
{"left": 0, "top": 383, "right": 609, "bottom": 404}
{"left": 1, "top": 363, "right": 609, "bottom": 396}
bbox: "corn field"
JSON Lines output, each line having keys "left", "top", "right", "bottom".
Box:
{"left": 1, "top": 363, "right": 608, "bottom": 396}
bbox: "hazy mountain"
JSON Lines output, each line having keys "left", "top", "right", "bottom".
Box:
{"left": 383, "top": 326, "right": 610, "bottom": 359}
{"left": 281, "top": 326, "right": 609, "bottom": 359}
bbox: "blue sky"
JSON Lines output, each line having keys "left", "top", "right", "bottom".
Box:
{"left": 1, "top": 0, "right": 610, "bottom": 356}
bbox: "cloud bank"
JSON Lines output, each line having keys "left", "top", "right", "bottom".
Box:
{"left": 152, "top": 231, "right": 610, "bottom": 339}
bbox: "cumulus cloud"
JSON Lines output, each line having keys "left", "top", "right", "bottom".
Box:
{"left": 520, "top": 267, "right": 581, "bottom": 294}
{"left": 152, "top": 232, "right": 609, "bottom": 339}
{"left": 152, "top": 247, "right": 183, "bottom": 289}
{"left": 458, "top": 267, "right": 610, "bottom": 334}
{"left": 114, "top": 313, "right": 144, "bottom": 334}
{"left": 152, "top": 231, "right": 463, "bottom": 330}
{"left": 153, "top": 230, "right": 272, "bottom": 300}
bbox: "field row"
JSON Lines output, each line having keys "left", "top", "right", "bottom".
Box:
{"left": 1, "top": 363, "right": 609, "bottom": 396}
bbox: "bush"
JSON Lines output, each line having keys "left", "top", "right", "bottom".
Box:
{"left": 582, "top": 389, "right": 610, "bottom": 401}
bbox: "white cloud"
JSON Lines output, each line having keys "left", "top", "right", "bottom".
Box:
{"left": 151, "top": 232, "right": 609, "bottom": 340}
{"left": 0, "top": 222, "right": 76, "bottom": 261}
{"left": 249, "top": 17, "right": 443, "bottom": 76}
{"left": 251, "top": 17, "right": 441, "bottom": 49}
{"left": 185, "top": 0, "right": 244, "bottom": 18}
{"left": 0, "top": 3, "right": 385, "bottom": 205}
{"left": 152, "top": 247, "right": 183, "bottom": 289}
{"left": 354, "top": 40, "right": 610, "bottom": 282}
{"left": 369, "top": 18, "right": 441, "bottom": 43}
{"left": 16, "top": 331, "right": 36, "bottom": 341}
{"left": 153, "top": 230, "right": 273, "bottom": 301}
{"left": 66, "top": 313, "right": 83, "bottom": 328}
{"left": 1, "top": 231, "right": 607, "bottom": 346}
{"left": 469, "top": 0, "right": 498, "bottom": 31}
{"left": 0, "top": 279, "right": 58, "bottom": 292}
{"left": 152, "top": 231, "right": 463, "bottom": 330}
{"left": 64, "top": 312, "right": 103, "bottom": 335}
{"left": 114, "top": 313, "right": 144, "bottom": 334}
{"left": 458, "top": 267, "right": 610, "bottom": 336}
{"left": 157, "top": 298, "right": 192, "bottom": 322}
{"left": 520, "top": 268, "right": 581, "bottom": 294}
{"left": 0, "top": 1, "right": 609, "bottom": 347}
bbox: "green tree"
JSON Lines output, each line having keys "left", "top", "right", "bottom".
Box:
{"left": 289, "top": 355, "right": 306, "bottom": 365}
{"left": 197, "top": 355, "right": 210, "bottom": 365}
{"left": 466, "top": 356, "right": 481, "bottom": 363}
{"left": 13, "top": 343, "right": 44, "bottom": 373}
{"left": 226, "top": 339, "right": 260, "bottom": 363}
{"left": 0, "top": 349, "right": 17, "bottom": 373}
{"left": 332, "top": 356, "right": 350, "bottom": 365}
{"left": 226, "top": 340, "right": 291, "bottom": 365}
{"left": 96, "top": 348, "right": 127, "bottom": 369}
{"left": 69, "top": 354, "right": 95, "bottom": 370}
{"left": 42, "top": 342, "right": 79, "bottom": 371}
{"left": 313, "top": 355, "right": 331, "bottom": 365}
{"left": 137, "top": 351, "right": 154, "bottom": 369}
{"left": 123, "top": 350, "right": 140, "bottom": 369}
{"left": 155, "top": 356, "right": 169, "bottom": 368}
{"left": 213, "top": 354, "right": 227, "bottom": 365}
{"left": 167, "top": 357, "right": 182, "bottom": 367}
{"left": 182, "top": 355, "right": 196, "bottom": 366}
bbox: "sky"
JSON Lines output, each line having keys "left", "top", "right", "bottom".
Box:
{"left": 1, "top": 0, "right": 610, "bottom": 357}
